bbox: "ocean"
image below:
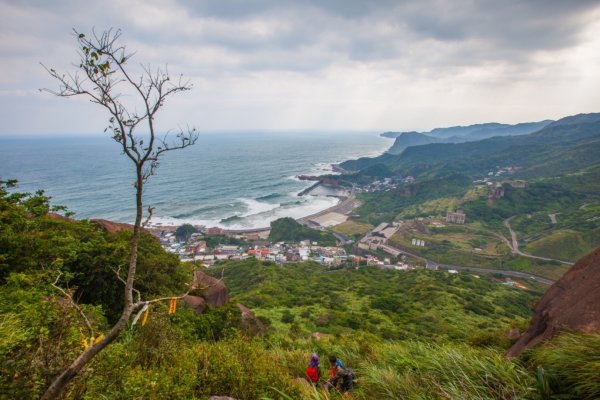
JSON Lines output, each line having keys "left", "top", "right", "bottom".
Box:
{"left": 0, "top": 132, "right": 391, "bottom": 229}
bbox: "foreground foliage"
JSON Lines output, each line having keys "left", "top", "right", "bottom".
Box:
{"left": 1, "top": 182, "right": 599, "bottom": 399}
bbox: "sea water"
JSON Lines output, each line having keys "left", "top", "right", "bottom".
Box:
{"left": 0, "top": 132, "right": 391, "bottom": 229}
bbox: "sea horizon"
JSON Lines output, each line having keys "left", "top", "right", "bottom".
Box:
{"left": 0, "top": 132, "right": 392, "bottom": 229}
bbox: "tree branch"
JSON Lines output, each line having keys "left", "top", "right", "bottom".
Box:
{"left": 51, "top": 271, "right": 94, "bottom": 342}
{"left": 112, "top": 265, "right": 141, "bottom": 305}
{"left": 142, "top": 206, "right": 154, "bottom": 227}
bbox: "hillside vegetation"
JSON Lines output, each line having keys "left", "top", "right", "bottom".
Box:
{"left": 208, "top": 259, "right": 542, "bottom": 342}
{"left": 1, "top": 182, "right": 599, "bottom": 399}
{"left": 386, "top": 120, "right": 551, "bottom": 154}
{"left": 269, "top": 217, "right": 337, "bottom": 246}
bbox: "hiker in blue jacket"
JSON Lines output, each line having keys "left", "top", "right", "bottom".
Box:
{"left": 326, "top": 355, "right": 353, "bottom": 394}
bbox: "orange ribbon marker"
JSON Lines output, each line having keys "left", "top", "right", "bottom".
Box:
{"left": 168, "top": 298, "right": 177, "bottom": 315}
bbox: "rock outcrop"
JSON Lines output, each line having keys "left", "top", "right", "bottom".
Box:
{"left": 237, "top": 303, "right": 267, "bottom": 336}
{"left": 46, "top": 212, "right": 74, "bottom": 221}
{"left": 191, "top": 270, "right": 229, "bottom": 307}
{"left": 507, "top": 247, "right": 600, "bottom": 357}
{"left": 182, "top": 295, "right": 207, "bottom": 314}
{"left": 91, "top": 219, "right": 135, "bottom": 234}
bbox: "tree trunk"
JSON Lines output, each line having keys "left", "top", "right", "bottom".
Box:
{"left": 41, "top": 166, "right": 144, "bottom": 400}
{"left": 40, "top": 307, "right": 132, "bottom": 400}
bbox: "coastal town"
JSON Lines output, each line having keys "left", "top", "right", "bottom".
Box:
{"left": 151, "top": 211, "right": 537, "bottom": 290}
{"left": 148, "top": 163, "right": 540, "bottom": 290}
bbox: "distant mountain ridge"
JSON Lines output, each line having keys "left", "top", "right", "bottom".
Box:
{"left": 342, "top": 112, "right": 600, "bottom": 179}
{"left": 385, "top": 120, "right": 553, "bottom": 155}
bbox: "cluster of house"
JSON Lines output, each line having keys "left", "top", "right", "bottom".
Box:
{"left": 155, "top": 221, "right": 419, "bottom": 271}
{"left": 487, "top": 165, "right": 521, "bottom": 177}
{"left": 445, "top": 210, "right": 466, "bottom": 224}
{"left": 158, "top": 229, "right": 353, "bottom": 267}
{"left": 411, "top": 238, "right": 426, "bottom": 247}
{"left": 472, "top": 176, "right": 527, "bottom": 200}
{"left": 355, "top": 176, "right": 414, "bottom": 193}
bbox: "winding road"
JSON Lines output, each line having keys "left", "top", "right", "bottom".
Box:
{"left": 504, "top": 216, "right": 573, "bottom": 265}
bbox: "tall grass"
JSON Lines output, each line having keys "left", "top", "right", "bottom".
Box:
{"left": 359, "top": 341, "right": 534, "bottom": 399}
{"left": 58, "top": 313, "right": 600, "bottom": 399}
{"left": 528, "top": 332, "right": 600, "bottom": 399}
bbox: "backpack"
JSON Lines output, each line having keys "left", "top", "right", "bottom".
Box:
{"left": 337, "top": 367, "right": 356, "bottom": 380}
{"left": 306, "top": 366, "right": 319, "bottom": 382}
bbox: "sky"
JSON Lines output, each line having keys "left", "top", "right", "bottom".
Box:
{"left": 1, "top": 0, "right": 600, "bottom": 136}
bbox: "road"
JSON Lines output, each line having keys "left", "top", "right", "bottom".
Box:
{"left": 504, "top": 216, "right": 572, "bottom": 265}
{"left": 376, "top": 242, "right": 557, "bottom": 285}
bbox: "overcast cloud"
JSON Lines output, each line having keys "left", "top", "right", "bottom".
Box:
{"left": 1, "top": 0, "right": 599, "bottom": 135}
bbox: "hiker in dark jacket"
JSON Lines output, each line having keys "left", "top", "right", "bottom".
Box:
{"left": 305, "top": 353, "right": 321, "bottom": 385}
{"left": 326, "top": 355, "right": 354, "bottom": 394}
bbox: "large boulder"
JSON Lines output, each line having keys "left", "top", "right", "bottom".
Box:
{"left": 191, "top": 270, "right": 229, "bottom": 307}
{"left": 182, "top": 295, "right": 206, "bottom": 313}
{"left": 237, "top": 303, "right": 267, "bottom": 336}
{"left": 507, "top": 247, "right": 600, "bottom": 357}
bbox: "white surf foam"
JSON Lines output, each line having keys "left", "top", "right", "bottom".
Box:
{"left": 149, "top": 194, "right": 339, "bottom": 230}
{"left": 237, "top": 198, "right": 281, "bottom": 217}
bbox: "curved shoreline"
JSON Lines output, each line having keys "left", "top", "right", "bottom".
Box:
{"left": 223, "top": 187, "right": 355, "bottom": 234}
{"left": 150, "top": 182, "right": 355, "bottom": 234}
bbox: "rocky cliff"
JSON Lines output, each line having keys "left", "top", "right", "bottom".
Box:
{"left": 507, "top": 247, "right": 600, "bottom": 356}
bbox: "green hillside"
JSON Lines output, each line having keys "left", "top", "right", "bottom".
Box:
{"left": 524, "top": 230, "right": 593, "bottom": 261}
{"left": 209, "top": 258, "right": 542, "bottom": 341}
{"left": 337, "top": 114, "right": 600, "bottom": 273}
{"left": 268, "top": 217, "right": 337, "bottom": 245}
{"left": 1, "top": 182, "right": 599, "bottom": 399}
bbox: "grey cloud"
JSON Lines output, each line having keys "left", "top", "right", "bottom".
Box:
{"left": 149, "top": 0, "right": 600, "bottom": 75}
{"left": 175, "top": 0, "right": 398, "bottom": 20}
{"left": 399, "top": 0, "right": 600, "bottom": 49}
{"left": 12, "top": 0, "right": 591, "bottom": 76}
{"left": 1, "top": 0, "right": 600, "bottom": 135}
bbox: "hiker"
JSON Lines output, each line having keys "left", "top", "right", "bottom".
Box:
{"left": 305, "top": 353, "right": 321, "bottom": 386}
{"left": 326, "top": 355, "right": 354, "bottom": 394}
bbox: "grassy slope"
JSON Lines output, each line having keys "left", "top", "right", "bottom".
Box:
{"left": 210, "top": 259, "right": 542, "bottom": 342}
{"left": 352, "top": 158, "right": 600, "bottom": 277}
{"left": 524, "top": 230, "right": 593, "bottom": 261}
{"left": 330, "top": 220, "right": 374, "bottom": 237}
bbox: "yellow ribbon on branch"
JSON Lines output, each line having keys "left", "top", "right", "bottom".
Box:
{"left": 141, "top": 304, "right": 151, "bottom": 326}
{"left": 79, "top": 328, "right": 105, "bottom": 349}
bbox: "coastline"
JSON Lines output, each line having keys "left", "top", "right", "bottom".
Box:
{"left": 149, "top": 180, "right": 354, "bottom": 235}
{"left": 147, "top": 137, "right": 388, "bottom": 234}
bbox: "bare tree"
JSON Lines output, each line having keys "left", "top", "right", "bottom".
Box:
{"left": 40, "top": 28, "right": 198, "bottom": 400}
